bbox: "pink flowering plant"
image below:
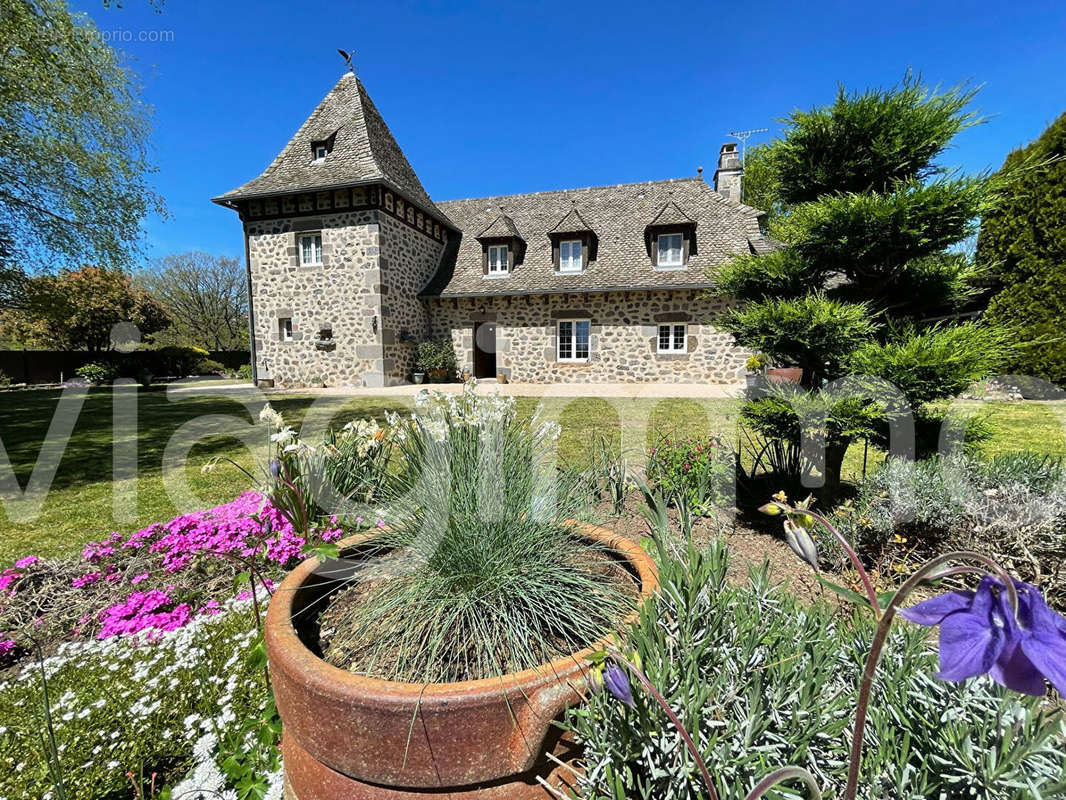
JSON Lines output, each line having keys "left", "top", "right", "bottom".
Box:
{"left": 0, "top": 491, "right": 348, "bottom": 659}
{"left": 646, "top": 434, "right": 735, "bottom": 516}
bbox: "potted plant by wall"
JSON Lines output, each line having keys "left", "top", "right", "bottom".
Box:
{"left": 766, "top": 363, "right": 803, "bottom": 384}
{"left": 744, "top": 353, "right": 767, "bottom": 388}
{"left": 266, "top": 386, "right": 657, "bottom": 799}
{"left": 310, "top": 374, "right": 325, "bottom": 388}
{"left": 415, "top": 339, "right": 457, "bottom": 383}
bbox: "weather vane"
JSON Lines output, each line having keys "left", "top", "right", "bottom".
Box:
{"left": 337, "top": 48, "right": 356, "bottom": 74}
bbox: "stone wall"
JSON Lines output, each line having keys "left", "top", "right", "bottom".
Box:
{"left": 246, "top": 210, "right": 383, "bottom": 388}
{"left": 377, "top": 212, "right": 447, "bottom": 384}
{"left": 427, "top": 290, "right": 747, "bottom": 383}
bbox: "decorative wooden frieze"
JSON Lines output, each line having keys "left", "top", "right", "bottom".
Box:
{"left": 236, "top": 183, "right": 446, "bottom": 242}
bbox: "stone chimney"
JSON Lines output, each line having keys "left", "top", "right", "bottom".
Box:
{"left": 713, "top": 142, "right": 742, "bottom": 203}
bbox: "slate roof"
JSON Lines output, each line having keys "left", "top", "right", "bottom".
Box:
{"left": 476, "top": 213, "right": 523, "bottom": 240}
{"left": 648, "top": 200, "right": 696, "bottom": 228}
{"left": 423, "top": 178, "right": 765, "bottom": 298}
{"left": 213, "top": 74, "right": 437, "bottom": 214}
{"left": 549, "top": 206, "right": 595, "bottom": 235}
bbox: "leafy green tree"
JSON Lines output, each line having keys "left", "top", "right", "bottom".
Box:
{"left": 979, "top": 111, "right": 1066, "bottom": 386}
{"left": 0, "top": 267, "right": 169, "bottom": 351}
{"left": 0, "top": 0, "right": 163, "bottom": 289}
{"left": 737, "top": 143, "right": 785, "bottom": 225}
{"left": 717, "top": 76, "right": 1011, "bottom": 490}
{"left": 138, "top": 252, "right": 249, "bottom": 351}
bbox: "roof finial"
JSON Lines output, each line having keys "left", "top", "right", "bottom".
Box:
{"left": 697, "top": 165, "right": 703, "bottom": 177}
{"left": 337, "top": 48, "right": 356, "bottom": 74}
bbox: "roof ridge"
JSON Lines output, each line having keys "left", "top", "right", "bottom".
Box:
{"left": 436, "top": 176, "right": 705, "bottom": 206}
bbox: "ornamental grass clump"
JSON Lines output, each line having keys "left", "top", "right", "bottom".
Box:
{"left": 316, "top": 382, "right": 637, "bottom": 683}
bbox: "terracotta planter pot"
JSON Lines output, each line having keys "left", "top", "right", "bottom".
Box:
{"left": 266, "top": 523, "right": 658, "bottom": 800}
{"left": 766, "top": 366, "right": 803, "bottom": 384}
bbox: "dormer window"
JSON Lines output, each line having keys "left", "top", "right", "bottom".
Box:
{"left": 549, "top": 206, "right": 597, "bottom": 273}
{"left": 559, "top": 240, "right": 583, "bottom": 273}
{"left": 487, "top": 244, "right": 509, "bottom": 276}
{"left": 477, "top": 211, "right": 523, "bottom": 277}
{"left": 311, "top": 138, "right": 332, "bottom": 162}
{"left": 646, "top": 201, "right": 696, "bottom": 269}
{"left": 657, "top": 233, "right": 684, "bottom": 267}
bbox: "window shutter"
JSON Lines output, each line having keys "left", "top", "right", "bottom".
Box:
{"left": 682, "top": 232, "right": 690, "bottom": 264}
{"left": 482, "top": 247, "right": 489, "bottom": 275}
{"left": 652, "top": 235, "right": 659, "bottom": 267}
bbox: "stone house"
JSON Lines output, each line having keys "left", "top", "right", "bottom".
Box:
{"left": 213, "top": 74, "right": 771, "bottom": 387}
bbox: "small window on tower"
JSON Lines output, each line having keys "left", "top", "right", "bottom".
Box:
{"left": 299, "top": 233, "right": 323, "bottom": 266}
{"left": 312, "top": 142, "right": 329, "bottom": 162}
{"left": 279, "top": 318, "right": 294, "bottom": 342}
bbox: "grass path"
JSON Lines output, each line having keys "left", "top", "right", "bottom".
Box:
{"left": 1, "top": 384, "right": 1063, "bottom": 565}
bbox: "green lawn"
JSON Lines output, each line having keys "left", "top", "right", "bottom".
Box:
{"left": 1, "top": 385, "right": 1063, "bottom": 565}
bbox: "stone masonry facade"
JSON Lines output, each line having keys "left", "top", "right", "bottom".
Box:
{"left": 246, "top": 207, "right": 446, "bottom": 389}
{"left": 429, "top": 290, "right": 747, "bottom": 384}
{"left": 247, "top": 210, "right": 382, "bottom": 387}
{"left": 378, "top": 211, "right": 447, "bottom": 384}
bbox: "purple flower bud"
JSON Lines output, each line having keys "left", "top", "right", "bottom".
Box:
{"left": 784, "top": 518, "right": 819, "bottom": 570}
{"left": 269, "top": 459, "right": 282, "bottom": 480}
{"left": 603, "top": 662, "right": 634, "bottom": 707}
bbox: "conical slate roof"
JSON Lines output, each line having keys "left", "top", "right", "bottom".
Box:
{"left": 214, "top": 74, "right": 436, "bottom": 212}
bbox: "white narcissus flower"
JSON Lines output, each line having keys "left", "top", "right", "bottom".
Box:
{"left": 258, "top": 404, "right": 284, "bottom": 430}
{"left": 270, "top": 426, "right": 296, "bottom": 444}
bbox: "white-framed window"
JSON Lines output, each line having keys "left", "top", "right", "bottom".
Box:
{"left": 313, "top": 145, "right": 328, "bottom": 162}
{"left": 657, "top": 323, "right": 687, "bottom": 353}
{"left": 279, "top": 318, "right": 294, "bottom": 342}
{"left": 656, "top": 232, "right": 684, "bottom": 267}
{"left": 559, "top": 239, "right": 583, "bottom": 273}
{"left": 487, "top": 244, "right": 509, "bottom": 276}
{"left": 557, "top": 319, "right": 590, "bottom": 362}
{"left": 299, "top": 233, "right": 323, "bottom": 266}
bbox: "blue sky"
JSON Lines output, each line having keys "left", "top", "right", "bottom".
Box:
{"left": 75, "top": 0, "right": 1066, "bottom": 262}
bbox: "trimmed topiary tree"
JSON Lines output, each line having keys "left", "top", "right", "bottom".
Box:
{"left": 716, "top": 75, "right": 1012, "bottom": 490}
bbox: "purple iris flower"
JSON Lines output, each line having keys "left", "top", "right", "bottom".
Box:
{"left": 268, "top": 458, "right": 282, "bottom": 480}
{"left": 901, "top": 576, "right": 1066, "bottom": 696}
{"left": 603, "top": 661, "right": 635, "bottom": 708}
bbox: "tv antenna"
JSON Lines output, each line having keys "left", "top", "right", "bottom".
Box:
{"left": 337, "top": 48, "right": 356, "bottom": 74}
{"left": 728, "top": 128, "right": 768, "bottom": 168}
